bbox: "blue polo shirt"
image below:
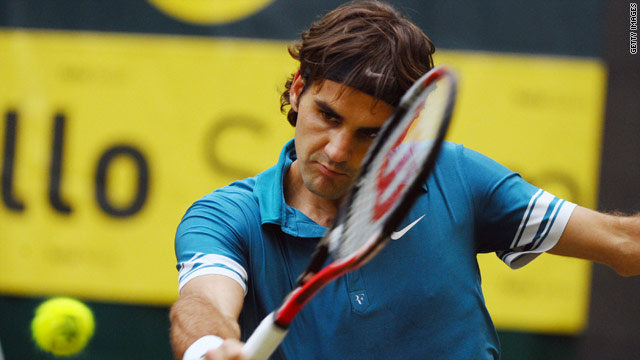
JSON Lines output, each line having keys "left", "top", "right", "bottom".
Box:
{"left": 175, "top": 139, "right": 575, "bottom": 359}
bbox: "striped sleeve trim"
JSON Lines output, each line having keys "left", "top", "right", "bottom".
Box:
{"left": 500, "top": 190, "right": 577, "bottom": 269}
{"left": 177, "top": 253, "right": 248, "bottom": 294}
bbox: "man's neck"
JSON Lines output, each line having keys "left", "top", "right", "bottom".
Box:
{"left": 284, "top": 160, "right": 342, "bottom": 228}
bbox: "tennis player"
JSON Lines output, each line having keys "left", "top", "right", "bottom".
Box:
{"left": 169, "top": 1, "right": 640, "bottom": 359}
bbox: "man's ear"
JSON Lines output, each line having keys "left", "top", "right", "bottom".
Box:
{"left": 290, "top": 70, "right": 305, "bottom": 112}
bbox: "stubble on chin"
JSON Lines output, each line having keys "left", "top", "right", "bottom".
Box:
{"left": 301, "top": 160, "right": 354, "bottom": 200}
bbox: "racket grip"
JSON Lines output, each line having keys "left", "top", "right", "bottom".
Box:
{"left": 242, "top": 312, "right": 288, "bottom": 360}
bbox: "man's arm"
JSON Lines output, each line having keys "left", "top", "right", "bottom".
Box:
{"left": 549, "top": 206, "right": 640, "bottom": 276}
{"left": 170, "top": 274, "right": 246, "bottom": 359}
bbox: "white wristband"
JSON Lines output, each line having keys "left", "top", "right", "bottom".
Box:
{"left": 183, "top": 335, "right": 224, "bottom": 360}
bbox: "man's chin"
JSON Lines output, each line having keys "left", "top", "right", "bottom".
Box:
{"left": 307, "top": 183, "right": 350, "bottom": 201}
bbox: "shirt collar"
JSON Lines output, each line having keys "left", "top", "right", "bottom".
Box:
{"left": 254, "top": 139, "right": 327, "bottom": 238}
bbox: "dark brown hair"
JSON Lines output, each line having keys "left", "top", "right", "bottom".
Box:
{"left": 281, "top": 0, "right": 435, "bottom": 126}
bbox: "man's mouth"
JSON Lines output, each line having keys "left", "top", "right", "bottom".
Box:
{"left": 315, "top": 162, "right": 348, "bottom": 177}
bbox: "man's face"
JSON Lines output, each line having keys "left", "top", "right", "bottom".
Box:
{"left": 290, "top": 75, "right": 394, "bottom": 200}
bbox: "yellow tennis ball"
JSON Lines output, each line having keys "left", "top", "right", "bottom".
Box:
{"left": 31, "top": 297, "right": 95, "bottom": 356}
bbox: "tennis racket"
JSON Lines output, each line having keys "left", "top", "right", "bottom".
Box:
{"left": 242, "top": 65, "right": 457, "bottom": 360}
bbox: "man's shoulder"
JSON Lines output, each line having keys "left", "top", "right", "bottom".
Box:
{"left": 193, "top": 176, "right": 261, "bottom": 216}
{"left": 431, "top": 141, "right": 465, "bottom": 175}
{"left": 215, "top": 176, "right": 259, "bottom": 198}
{"left": 437, "top": 141, "right": 481, "bottom": 163}
{"left": 435, "top": 141, "right": 510, "bottom": 175}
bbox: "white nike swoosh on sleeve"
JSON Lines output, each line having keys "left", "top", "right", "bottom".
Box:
{"left": 390, "top": 214, "right": 425, "bottom": 240}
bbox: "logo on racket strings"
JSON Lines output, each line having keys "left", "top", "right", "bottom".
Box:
{"left": 372, "top": 115, "right": 421, "bottom": 220}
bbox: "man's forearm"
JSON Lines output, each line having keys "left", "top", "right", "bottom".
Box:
{"left": 551, "top": 208, "right": 640, "bottom": 277}
{"left": 169, "top": 295, "right": 241, "bottom": 359}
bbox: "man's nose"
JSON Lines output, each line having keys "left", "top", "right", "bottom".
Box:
{"left": 324, "top": 129, "right": 352, "bottom": 163}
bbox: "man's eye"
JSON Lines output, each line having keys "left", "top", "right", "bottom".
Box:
{"left": 364, "top": 131, "right": 379, "bottom": 140}
{"left": 356, "top": 130, "right": 378, "bottom": 141}
{"left": 320, "top": 110, "right": 338, "bottom": 123}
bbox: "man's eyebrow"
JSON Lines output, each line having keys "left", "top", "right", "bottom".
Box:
{"left": 315, "top": 100, "right": 344, "bottom": 121}
{"left": 315, "top": 100, "right": 383, "bottom": 134}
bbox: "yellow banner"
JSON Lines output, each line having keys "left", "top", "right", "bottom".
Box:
{"left": 0, "top": 30, "right": 605, "bottom": 332}
{"left": 0, "top": 30, "right": 297, "bottom": 305}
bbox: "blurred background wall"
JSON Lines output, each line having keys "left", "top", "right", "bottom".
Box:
{"left": 1, "top": 0, "right": 638, "bottom": 359}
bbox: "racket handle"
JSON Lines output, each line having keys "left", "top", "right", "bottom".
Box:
{"left": 242, "top": 312, "right": 288, "bottom": 360}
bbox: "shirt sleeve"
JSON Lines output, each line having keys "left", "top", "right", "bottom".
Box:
{"left": 457, "top": 145, "right": 576, "bottom": 269}
{"left": 174, "top": 190, "right": 253, "bottom": 294}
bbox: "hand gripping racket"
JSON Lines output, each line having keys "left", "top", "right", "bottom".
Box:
{"left": 242, "top": 65, "right": 457, "bottom": 360}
